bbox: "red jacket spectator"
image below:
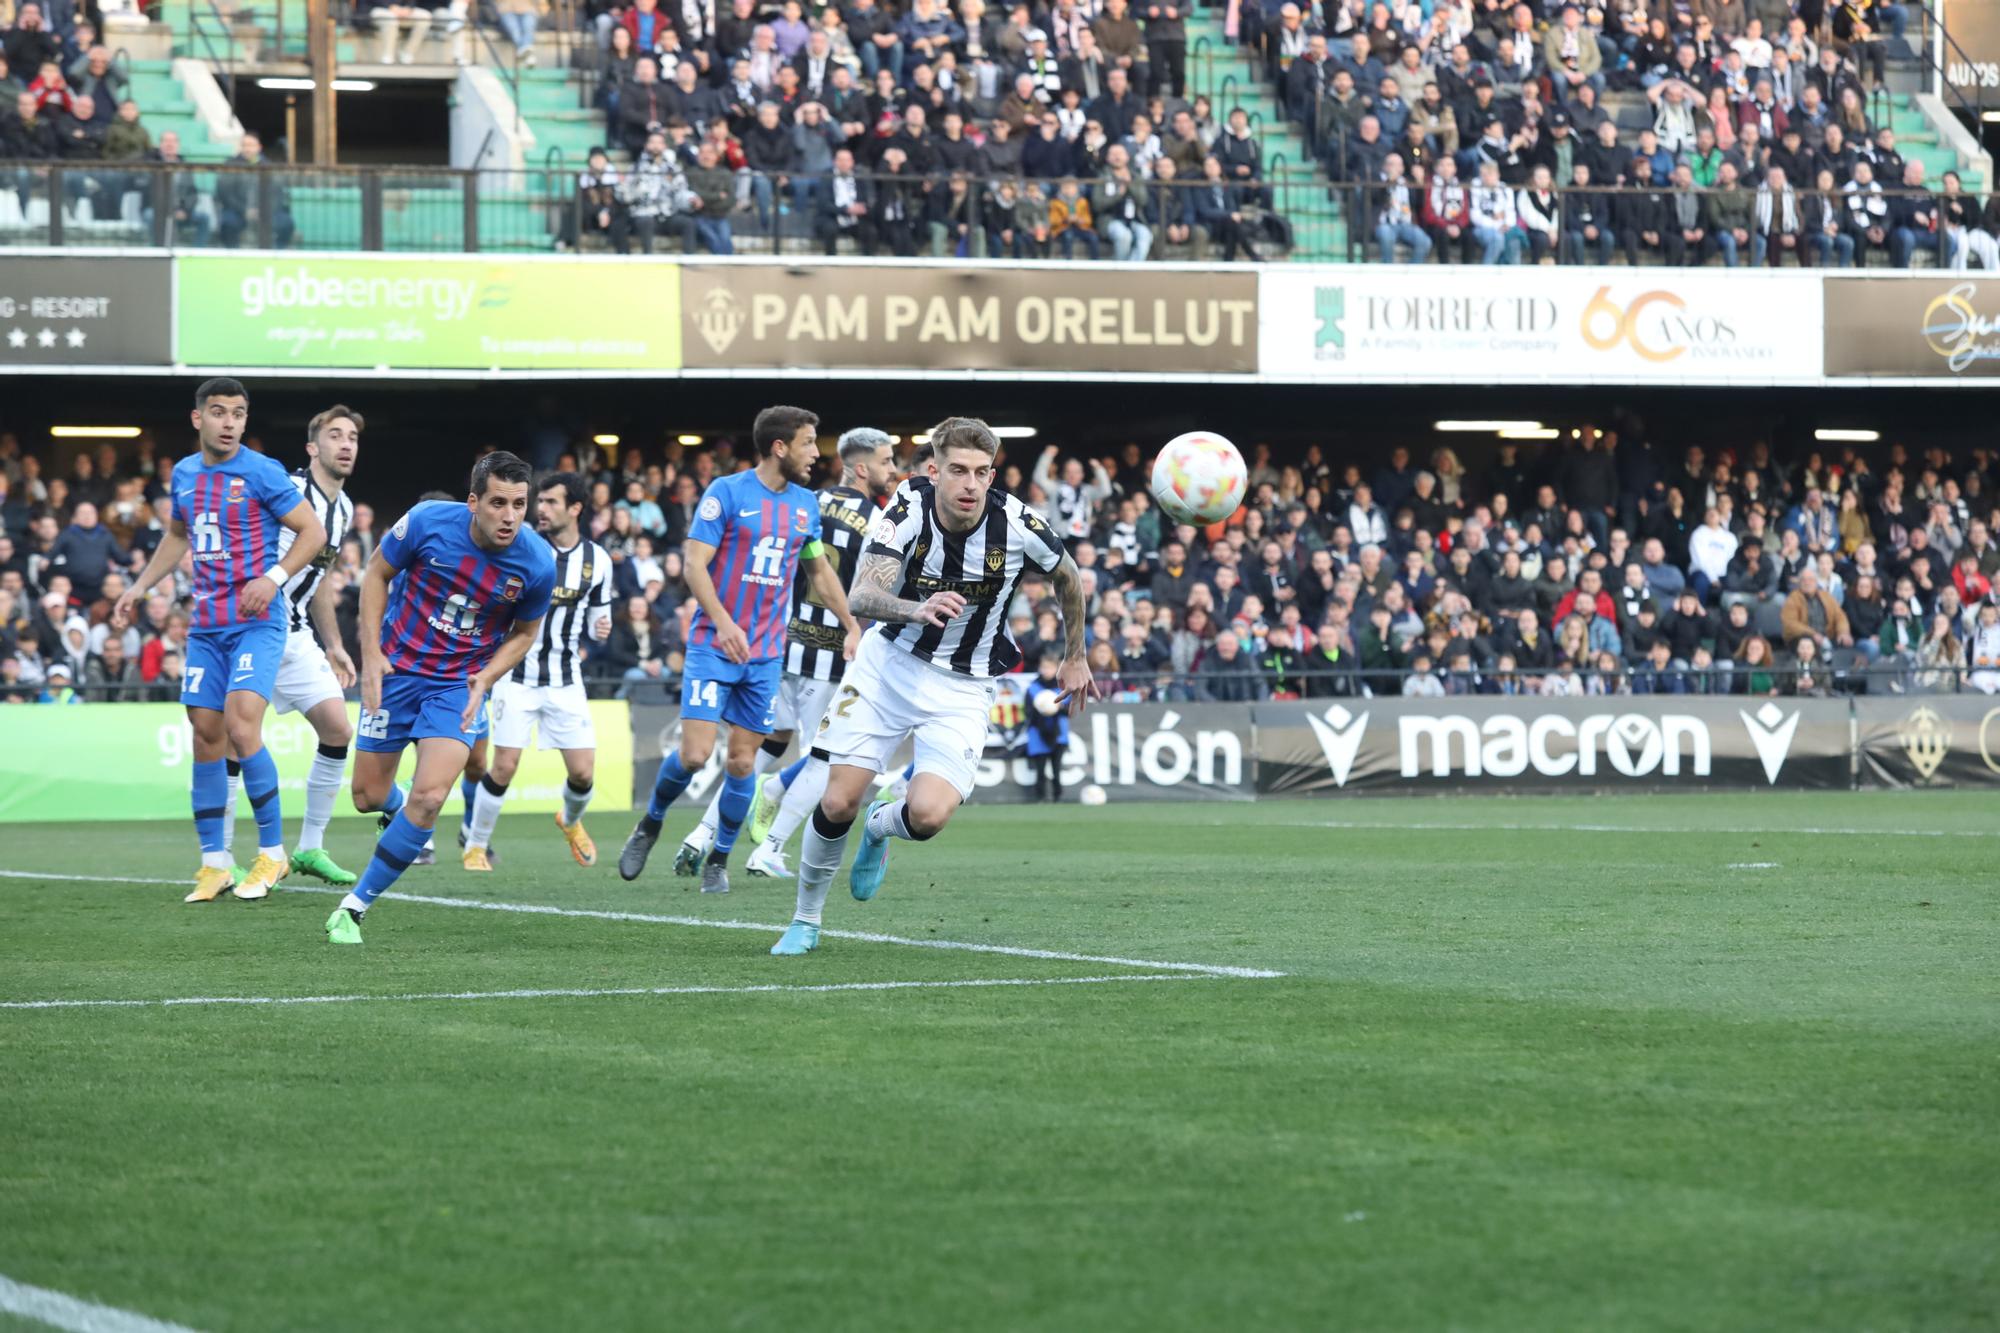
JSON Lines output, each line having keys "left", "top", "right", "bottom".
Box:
{"left": 1424, "top": 174, "right": 1470, "bottom": 229}
{"left": 1551, "top": 585, "right": 1617, "bottom": 625}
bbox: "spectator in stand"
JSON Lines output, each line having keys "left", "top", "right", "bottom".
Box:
{"left": 1372, "top": 151, "right": 1430, "bottom": 261}
{"left": 1781, "top": 565, "right": 1852, "bottom": 657}
{"left": 560, "top": 146, "right": 621, "bottom": 250}
{"left": 1887, "top": 159, "right": 1937, "bottom": 268}
{"left": 215, "top": 133, "right": 295, "bottom": 249}
{"left": 1805, "top": 166, "right": 1855, "bottom": 265}
{"left": 1195, "top": 629, "right": 1269, "bottom": 701}
{"left": 1468, "top": 157, "right": 1517, "bottom": 262}
{"left": 1754, "top": 164, "right": 1805, "bottom": 266}
{"left": 1968, "top": 601, "right": 2000, "bottom": 694}
{"left": 1048, "top": 175, "right": 1098, "bottom": 258}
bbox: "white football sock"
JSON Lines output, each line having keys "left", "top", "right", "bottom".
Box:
{"left": 296, "top": 749, "right": 346, "bottom": 852}
{"left": 561, "top": 780, "right": 592, "bottom": 827}
{"left": 765, "top": 756, "right": 830, "bottom": 852}
{"left": 865, "top": 797, "right": 921, "bottom": 842}
{"left": 222, "top": 773, "right": 241, "bottom": 854}
{"left": 795, "top": 810, "right": 851, "bottom": 926}
{"left": 467, "top": 777, "right": 507, "bottom": 850}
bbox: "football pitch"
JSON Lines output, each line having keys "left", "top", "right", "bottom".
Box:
{"left": 2, "top": 792, "right": 1994, "bottom": 1332}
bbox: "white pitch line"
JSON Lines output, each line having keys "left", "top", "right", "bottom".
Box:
{"left": 0, "top": 869, "right": 1287, "bottom": 980}
{"left": 1240, "top": 819, "right": 2000, "bottom": 840}
{"left": 0, "top": 973, "right": 1202, "bottom": 1012}
{"left": 1727, "top": 862, "right": 1783, "bottom": 870}
{"left": 0, "top": 1273, "right": 203, "bottom": 1333}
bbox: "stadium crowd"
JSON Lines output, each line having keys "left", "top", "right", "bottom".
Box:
{"left": 544, "top": 0, "right": 1985, "bottom": 266}
{"left": 3, "top": 423, "right": 1999, "bottom": 705}
{"left": 0, "top": 0, "right": 297, "bottom": 245}
{"left": 3, "top": 0, "right": 1987, "bottom": 265}
{"left": 566, "top": 0, "right": 1299, "bottom": 258}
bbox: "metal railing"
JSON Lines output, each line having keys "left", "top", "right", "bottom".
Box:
{"left": 0, "top": 160, "right": 1969, "bottom": 265}
{"left": 185, "top": 0, "right": 243, "bottom": 122}
{"left": 0, "top": 159, "right": 1330, "bottom": 256}
{"left": 1331, "top": 180, "right": 1963, "bottom": 266}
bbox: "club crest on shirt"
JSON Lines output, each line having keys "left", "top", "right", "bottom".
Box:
{"left": 699, "top": 495, "right": 723, "bottom": 522}
{"left": 984, "top": 546, "right": 1006, "bottom": 573}
{"left": 795, "top": 508, "right": 811, "bottom": 533}
{"left": 500, "top": 575, "right": 524, "bottom": 602}
{"left": 226, "top": 478, "right": 246, "bottom": 503}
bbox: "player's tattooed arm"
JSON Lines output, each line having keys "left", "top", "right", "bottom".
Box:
{"left": 1051, "top": 553, "right": 1088, "bottom": 663}
{"left": 1050, "top": 552, "right": 1096, "bottom": 717}
{"left": 848, "top": 552, "right": 964, "bottom": 627}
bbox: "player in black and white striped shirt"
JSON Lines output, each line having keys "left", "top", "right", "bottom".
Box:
{"left": 464, "top": 472, "right": 613, "bottom": 868}
{"left": 220, "top": 404, "right": 363, "bottom": 887}
{"left": 771, "top": 418, "right": 1095, "bottom": 956}
{"left": 675, "top": 427, "right": 900, "bottom": 879}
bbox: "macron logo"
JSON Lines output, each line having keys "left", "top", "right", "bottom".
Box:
{"left": 1738, "top": 702, "right": 1801, "bottom": 785}
{"left": 1306, "top": 704, "right": 1369, "bottom": 788}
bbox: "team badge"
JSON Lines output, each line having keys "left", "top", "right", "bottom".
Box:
{"left": 500, "top": 575, "right": 524, "bottom": 602}
{"left": 227, "top": 478, "right": 246, "bottom": 503}
{"left": 699, "top": 495, "right": 723, "bottom": 522}
{"left": 985, "top": 546, "right": 1006, "bottom": 573}
{"left": 795, "top": 508, "right": 811, "bottom": 532}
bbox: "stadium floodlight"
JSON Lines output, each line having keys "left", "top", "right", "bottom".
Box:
{"left": 1433, "top": 420, "right": 1543, "bottom": 433}
{"left": 256, "top": 77, "right": 377, "bottom": 91}
{"left": 592, "top": 433, "right": 620, "bottom": 446}
{"left": 1815, "top": 428, "right": 1880, "bottom": 442}
{"left": 1498, "top": 428, "right": 1560, "bottom": 440}
{"left": 912, "top": 433, "right": 932, "bottom": 445}
{"left": 51, "top": 425, "right": 142, "bottom": 439}
{"left": 1985, "top": 111, "right": 2000, "bottom": 123}
{"left": 991, "top": 426, "right": 1038, "bottom": 439}
{"left": 675, "top": 434, "right": 703, "bottom": 445}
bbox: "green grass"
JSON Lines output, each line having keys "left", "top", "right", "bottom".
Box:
{"left": 2, "top": 792, "right": 1996, "bottom": 1331}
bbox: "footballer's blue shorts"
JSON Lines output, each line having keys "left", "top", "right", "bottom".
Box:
{"left": 358, "top": 674, "right": 489, "bottom": 754}
{"left": 680, "top": 645, "right": 782, "bottom": 733}
{"left": 183, "top": 619, "right": 287, "bottom": 711}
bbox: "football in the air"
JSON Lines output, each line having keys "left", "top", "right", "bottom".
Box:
{"left": 1150, "top": 431, "right": 1247, "bottom": 526}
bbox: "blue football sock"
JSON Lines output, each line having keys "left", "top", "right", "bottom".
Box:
{"left": 712, "top": 771, "right": 756, "bottom": 855}
{"left": 900, "top": 761, "right": 916, "bottom": 780}
{"left": 380, "top": 782, "right": 406, "bottom": 819}
{"left": 778, "top": 755, "right": 809, "bottom": 788}
{"left": 238, "top": 746, "right": 283, "bottom": 849}
{"left": 646, "top": 752, "right": 694, "bottom": 824}
{"left": 192, "top": 758, "right": 228, "bottom": 854}
{"left": 354, "top": 811, "right": 431, "bottom": 908}
{"left": 461, "top": 775, "right": 478, "bottom": 830}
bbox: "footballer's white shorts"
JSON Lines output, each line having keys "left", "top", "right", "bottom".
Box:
{"left": 271, "top": 630, "right": 344, "bottom": 717}
{"left": 489, "top": 677, "right": 596, "bottom": 752}
{"left": 772, "top": 674, "right": 837, "bottom": 735}
{"left": 815, "top": 634, "right": 995, "bottom": 799}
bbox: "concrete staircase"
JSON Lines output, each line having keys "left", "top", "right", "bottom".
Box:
{"left": 1183, "top": 9, "right": 1350, "bottom": 260}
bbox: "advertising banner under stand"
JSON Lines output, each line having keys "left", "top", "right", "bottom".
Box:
{"left": 1823, "top": 275, "right": 2000, "bottom": 379}
{"left": 1854, "top": 696, "right": 2000, "bottom": 789}
{"left": 0, "top": 255, "right": 172, "bottom": 368}
{"left": 632, "top": 699, "right": 1254, "bottom": 806}
{"left": 1253, "top": 696, "right": 1852, "bottom": 794}
{"left": 1258, "top": 266, "right": 1823, "bottom": 385}
{"left": 176, "top": 255, "right": 682, "bottom": 370}
{"left": 679, "top": 264, "right": 1259, "bottom": 374}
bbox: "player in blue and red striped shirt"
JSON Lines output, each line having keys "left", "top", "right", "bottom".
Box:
{"left": 325, "top": 451, "right": 556, "bottom": 945}
{"left": 113, "top": 378, "right": 327, "bottom": 906}
{"left": 619, "top": 406, "right": 861, "bottom": 894}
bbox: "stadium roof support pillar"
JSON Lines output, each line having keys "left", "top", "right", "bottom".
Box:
{"left": 308, "top": 0, "right": 337, "bottom": 165}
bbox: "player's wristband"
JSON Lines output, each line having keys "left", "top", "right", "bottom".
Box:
{"left": 263, "top": 564, "right": 289, "bottom": 586}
